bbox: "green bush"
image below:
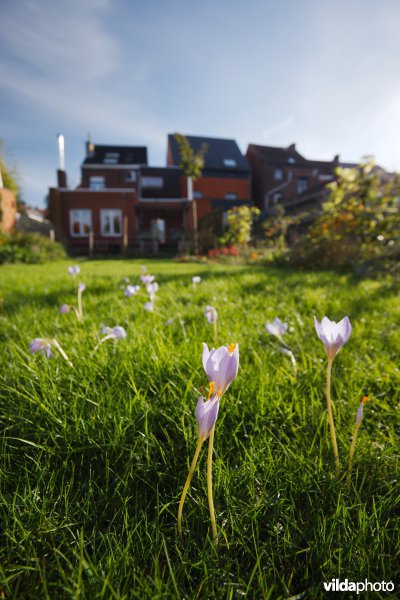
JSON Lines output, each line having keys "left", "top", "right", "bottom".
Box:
{"left": 0, "top": 232, "right": 66, "bottom": 264}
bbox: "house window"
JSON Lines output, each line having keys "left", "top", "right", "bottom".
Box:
{"left": 125, "top": 170, "right": 137, "bottom": 182}
{"left": 297, "top": 177, "right": 308, "bottom": 194}
{"left": 225, "top": 192, "right": 237, "bottom": 200}
{"left": 89, "top": 176, "right": 105, "bottom": 190}
{"left": 223, "top": 158, "right": 237, "bottom": 167}
{"left": 194, "top": 191, "right": 203, "bottom": 199}
{"left": 272, "top": 192, "right": 283, "bottom": 205}
{"left": 274, "top": 168, "right": 283, "bottom": 180}
{"left": 100, "top": 209, "right": 122, "bottom": 237}
{"left": 288, "top": 157, "right": 296, "bottom": 164}
{"left": 69, "top": 209, "right": 92, "bottom": 237}
{"left": 141, "top": 176, "right": 163, "bottom": 188}
{"left": 103, "top": 152, "right": 119, "bottom": 164}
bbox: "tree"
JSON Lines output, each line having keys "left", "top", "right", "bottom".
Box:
{"left": 221, "top": 205, "right": 260, "bottom": 249}
{"left": 295, "top": 159, "right": 400, "bottom": 267}
{"left": 0, "top": 140, "right": 24, "bottom": 212}
{"left": 174, "top": 133, "right": 208, "bottom": 254}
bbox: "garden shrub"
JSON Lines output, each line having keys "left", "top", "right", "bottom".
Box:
{"left": 0, "top": 232, "right": 66, "bottom": 264}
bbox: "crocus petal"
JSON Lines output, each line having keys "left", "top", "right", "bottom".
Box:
{"left": 112, "top": 326, "right": 126, "bottom": 339}
{"left": 202, "top": 342, "right": 211, "bottom": 373}
{"left": 196, "top": 395, "right": 220, "bottom": 442}
{"left": 315, "top": 315, "right": 352, "bottom": 360}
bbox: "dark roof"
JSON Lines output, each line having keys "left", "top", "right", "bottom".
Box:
{"left": 168, "top": 134, "right": 250, "bottom": 173}
{"left": 247, "top": 143, "right": 358, "bottom": 173}
{"left": 83, "top": 144, "right": 148, "bottom": 166}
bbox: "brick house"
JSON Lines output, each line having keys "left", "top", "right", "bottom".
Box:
{"left": 167, "top": 134, "right": 252, "bottom": 222}
{"left": 246, "top": 143, "right": 356, "bottom": 217}
{"left": 49, "top": 135, "right": 252, "bottom": 254}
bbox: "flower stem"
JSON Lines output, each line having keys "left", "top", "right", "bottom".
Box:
{"left": 177, "top": 439, "right": 203, "bottom": 534}
{"left": 348, "top": 421, "right": 361, "bottom": 477}
{"left": 77, "top": 289, "right": 83, "bottom": 320}
{"left": 51, "top": 339, "right": 73, "bottom": 368}
{"left": 213, "top": 320, "right": 218, "bottom": 345}
{"left": 93, "top": 334, "right": 115, "bottom": 353}
{"left": 326, "top": 358, "right": 340, "bottom": 477}
{"left": 207, "top": 424, "right": 218, "bottom": 545}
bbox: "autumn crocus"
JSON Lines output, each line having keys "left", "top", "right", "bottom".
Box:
{"left": 348, "top": 396, "right": 370, "bottom": 475}
{"left": 192, "top": 276, "right": 201, "bottom": 286}
{"left": 266, "top": 318, "right": 296, "bottom": 373}
{"left": 94, "top": 326, "right": 127, "bottom": 351}
{"left": 76, "top": 283, "right": 86, "bottom": 320}
{"left": 178, "top": 342, "right": 239, "bottom": 545}
{"left": 125, "top": 285, "right": 140, "bottom": 297}
{"left": 29, "top": 337, "right": 73, "bottom": 367}
{"left": 141, "top": 274, "right": 155, "bottom": 284}
{"left": 68, "top": 265, "right": 80, "bottom": 277}
{"left": 314, "top": 315, "right": 352, "bottom": 476}
{"left": 205, "top": 305, "right": 218, "bottom": 341}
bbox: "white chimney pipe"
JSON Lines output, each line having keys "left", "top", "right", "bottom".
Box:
{"left": 57, "top": 134, "right": 65, "bottom": 171}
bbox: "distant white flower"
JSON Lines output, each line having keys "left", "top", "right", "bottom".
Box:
{"left": 68, "top": 265, "right": 80, "bottom": 276}
{"left": 146, "top": 282, "right": 158, "bottom": 301}
{"left": 205, "top": 305, "right": 218, "bottom": 324}
{"left": 125, "top": 285, "right": 140, "bottom": 297}
{"left": 141, "top": 274, "right": 155, "bottom": 284}
{"left": 266, "top": 317, "right": 288, "bottom": 340}
{"left": 192, "top": 276, "right": 202, "bottom": 285}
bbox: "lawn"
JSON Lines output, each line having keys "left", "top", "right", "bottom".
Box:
{"left": 0, "top": 259, "right": 399, "bottom": 599}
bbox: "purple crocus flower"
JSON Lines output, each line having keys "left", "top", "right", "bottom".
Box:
{"left": 202, "top": 342, "right": 239, "bottom": 397}
{"left": 68, "top": 265, "right": 80, "bottom": 276}
{"left": 205, "top": 305, "right": 217, "bottom": 324}
{"left": 141, "top": 274, "right": 155, "bottom": 284}
{"left": 266, "top": 317, "right": 288, "bottom": 339}
{"left": 124, "top": 285, "right": 140, "bottom": 297}
{"left": 196, "top": 395, "right": 220, "bottom": 442}
{"left": 29, "top": 338, "right": 52, "bottom": 358}
{"left": 78, "top": 283, "right": 86, "bottom": 292}
{"left": 144, "top": 301, "right": 154, "bottom": 312}
{"left": 101, "top": 326, "right": 127, "bottom": 339}
{"left": 146, "top": 282, "right": 158, "bottom": 299}
{"left": 314, "top": 316, "right": 352, "bottom": 361}
{"left": 60, "top": 304, "right": 70, "bottom": 314}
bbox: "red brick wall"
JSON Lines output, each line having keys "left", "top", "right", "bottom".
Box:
{"left": 0, "top": 188, "right": 16, "bottom": 232}
{"left": 48, "top": 188, "right": 138, "bottom": 248}
{"left": 182, "top": 175, "right": 251, "bottom": 220}
{"left": 80, "top": 168, "right": 138, "bottom": 190}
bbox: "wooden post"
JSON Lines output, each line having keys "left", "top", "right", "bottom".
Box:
{"left": 49, "top": 228, "right": 55, "bottom": 242}
{"left": 123, "top": 215, "right": 128, "bottom": 255}
{"left": 89, "top": 230, "right": 94, "bottom": 257}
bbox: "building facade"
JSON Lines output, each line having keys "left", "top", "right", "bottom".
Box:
{"left": 246, "top": 143, "right": 356, "bottom": 217}
{"left": 48, "top": 135, "right": 252, "bottom": 254}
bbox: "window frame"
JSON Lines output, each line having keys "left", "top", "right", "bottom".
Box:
{"left": 69, "top": 209, "right": 92, "bottom": 238}
{"left": 100, "top": 208, "right": 123, "bottom": 238}
{"left": 89, "top": 176, "right": 105, "bottom": 190}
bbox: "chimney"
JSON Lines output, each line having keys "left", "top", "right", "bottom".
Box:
{"left": 56, "top": 134, "right": 67, "bottom": 187}
{"left": 86, "top": 133, "right": 95, "bottom": 156}
{"left": 288, "top": 143, "right": 296, "bottom": 151}
{"left": 333, "top": 154, "right": 340, "bottom": 163}
{"left": 57, "top": 169, "right": 67, "bottom": 187}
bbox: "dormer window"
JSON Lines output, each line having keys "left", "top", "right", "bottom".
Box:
{"left": 223, "top": 158, "right": 237, "bottom": 167}
{"left": 288, "top": 157, "right": 296, "bottom": 164}
{"left": 89, "top": 176, "right": 105, "bottom": 190}
{"left": 103, "top": 152, "right": 119, "bottom": 165}
{"left": 142, "top": 176, "right": 163, "bottom": 188}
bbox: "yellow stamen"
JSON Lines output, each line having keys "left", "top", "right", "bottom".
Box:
{"left": 208, "top": 381, "right": 215, "bottom": 400}
{"left": 361, "top": 395, "right": 370, "bottom": 405}
{"left": 228, "top": 342, "right": 236, "bottom": 355}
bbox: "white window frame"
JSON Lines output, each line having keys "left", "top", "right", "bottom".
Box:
{"left": 100, "top": 209, "right": 123, "bottom": 237}
{"left": 89, "top": 176, "right": 105, "bottom": 190}
{"left": 69, "top": 209, "right": 92, "bottom": 238}
{"left": 141, "top": 176, "right": 163, "bottom": 188}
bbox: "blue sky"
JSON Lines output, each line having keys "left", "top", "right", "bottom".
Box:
{"left": 1, "top": 0, "right": 400, "bottom": 207}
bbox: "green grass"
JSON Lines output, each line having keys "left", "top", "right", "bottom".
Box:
{"left": 0, "top": 259, "right": 399, "bottom": 599}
